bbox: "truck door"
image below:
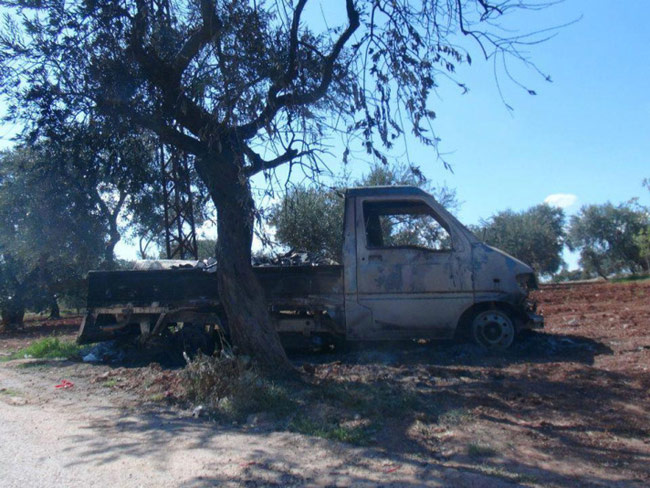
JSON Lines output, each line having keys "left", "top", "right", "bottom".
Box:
{"left": 350, "top": 196, "right": 473, "bottom": 340}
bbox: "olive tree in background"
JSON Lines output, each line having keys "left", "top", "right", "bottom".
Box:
{"left": 0, "top": 147, "right": 106, "bottom": 329}
{"left": 632, "top": 227, "right": 650, "bottom": 272}
{"left": 634, "top": 179, "right": 650, "bottom": 271}
{"left": 478, "top": 204, "right": 566, "bottom": 276}
{"left": 42, "top": 124, "right": 163, "bottom": 270}
{"left": 269, "top": 187, "right": 344, "bottom": 261}
{"left": 0, "top": 0, "right": 555, "bottom": 368}
{"left": 568, "top": 202, "right": 650, "bottom": 279}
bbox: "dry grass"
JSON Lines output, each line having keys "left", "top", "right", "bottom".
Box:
{"left": 183, "top": 351, "right": 295, "bottom": 421}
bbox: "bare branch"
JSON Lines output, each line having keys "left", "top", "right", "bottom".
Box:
{"left": 272, "top": 0, "right": 308, "bottom": 97}
{"left": 243, "top": 144, "right": 314, "bottom": 176}
{"left": 173, "top": 0, "right": 223, "bottom": 77}
{"left": 457, "top": 0, "right": 489, "bottom": 59}
{"left": 236, "top": 0, "right": 360, "bottom": 140}
{"left": 128, "top": 0, "right": 216, "bottom": 137}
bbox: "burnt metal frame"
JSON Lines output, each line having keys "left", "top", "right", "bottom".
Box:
{"left": 159, "top": 143, "right": 198, "bottom": 260}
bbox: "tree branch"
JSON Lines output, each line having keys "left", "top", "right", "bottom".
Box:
{"left": 269, "top": 0, "right": 308, "bottom": 98}
{"left": 235, "top": 0, "right": 359, "bottom": 140}
{"left": 243, "top": 144, "right": 312, "bottom": 176}
{"left": 456, "top": 0, "right": 489, "bottom": 59}
{"left": 128, "top": 0, "right": 217, "bottom": 138}
{"left": 96, "top": 96, "right": 204, "bottom": 155}
{"left": 173, "top": 0, "right": 223, "bottom": 77}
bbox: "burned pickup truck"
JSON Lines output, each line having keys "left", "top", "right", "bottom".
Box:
{"left": 78, "top": 186, "right": 543, "bottom": 351}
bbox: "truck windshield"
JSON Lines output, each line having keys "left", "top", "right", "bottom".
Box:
{"left": 363, "top": 200, "right": 451, "bottom": 251}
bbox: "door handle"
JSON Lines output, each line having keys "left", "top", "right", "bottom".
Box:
{"left": 368, "top": 254, "right": 383, "bottom": 262}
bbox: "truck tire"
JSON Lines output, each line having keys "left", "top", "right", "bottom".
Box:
{"left": 471, "top": 309, "right": 515, "bottom": 350}
{"left": 177, "top": 323, "right": 215, "bottom": 357}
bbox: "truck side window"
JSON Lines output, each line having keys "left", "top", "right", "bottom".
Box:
{"left": 363, "top": 200, "right": 452, "bottom": 251}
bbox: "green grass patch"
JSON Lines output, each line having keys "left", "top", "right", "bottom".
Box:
{"left": 289, "top": 416, "right": 373, "bottom": 445}
{"left": 0, "top": 387, "right": 20, "bottom": 396}
{"left": 3, "top": 337, "right": 82, "bottom": 361}
{"left": 611, "top": 274, "right": 650, "bottom": 283}
{"left": 467, "top": 443, "right": 498, "bottom": 458}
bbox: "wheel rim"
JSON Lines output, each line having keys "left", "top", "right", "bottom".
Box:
{"left": 472, "top": 310, "right": 514, "bottom": 349}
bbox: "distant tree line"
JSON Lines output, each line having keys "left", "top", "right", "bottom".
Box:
{"left": 0, "top": 129, "right": 211, "bottom": 330}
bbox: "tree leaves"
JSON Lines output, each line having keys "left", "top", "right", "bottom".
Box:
{"left": 568, "top": 202, "right": 650, "bottom": 277}
{"left": 0, "top": 0, "right": 553, "bottom": 175}
{"left": 478, "top": 204, "right": 566, "bottom": 276}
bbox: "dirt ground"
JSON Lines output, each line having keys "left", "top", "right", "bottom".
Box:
{"left": 1, "top": 280, "right": 649, "bottom": 487}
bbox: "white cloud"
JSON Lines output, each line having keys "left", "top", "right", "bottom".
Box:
{"left": 544, "top": 193, "right": 578, "bottom": 209}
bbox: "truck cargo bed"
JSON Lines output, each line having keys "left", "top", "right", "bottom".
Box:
{"left": 86, "top": 265, "right": 344, "bottom": 309}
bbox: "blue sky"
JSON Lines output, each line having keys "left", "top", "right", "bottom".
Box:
{"left": 1, "top": 1, "right": 648, "bottom": 267}
{"left": 424, "top": 0, "right": 650, "bottom": 226}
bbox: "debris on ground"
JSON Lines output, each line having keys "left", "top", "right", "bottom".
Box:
{"left": 54, "top": 380, "right": 74, "bottom": 389}
{"left": 252, "top": 250, "right": 338, "bottom": 267}
{"left": 81, "top": 341, "right": 125, "bottom": 363}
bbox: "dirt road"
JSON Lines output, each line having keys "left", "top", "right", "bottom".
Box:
{"left": 0, "top": 364, "right": 509, "bottom": 488}
{"left": 1, "top": 279, "right": 649, "bottom": 487}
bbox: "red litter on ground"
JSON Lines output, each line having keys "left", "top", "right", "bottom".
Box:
{"left": 55, "top": 380, "right": 74, "bottom": 389}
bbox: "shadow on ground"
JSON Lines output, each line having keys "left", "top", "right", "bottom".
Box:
{"left": 290, "top": 331, "right": 613, "bottom": 368}
{"left": 45, "top": 329, "right": 648, "bottom": 488}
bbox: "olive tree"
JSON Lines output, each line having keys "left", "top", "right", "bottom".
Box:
{"left": 568, "top": 202, "right": 650, "bottom": 278}
{"left": 42, "top": 124, "right": 164, "bottom": 270}
{"left": 0, "top": 0, "right": 553, "bottom": 368}
{"left": 634, "top": 179, "right": 650, "bottom": 271}
{"left": 478, "top": 204, "right": 566, "bottom": 276}
{"left": 0, "top": 147, "right": 106, "bottom": 328}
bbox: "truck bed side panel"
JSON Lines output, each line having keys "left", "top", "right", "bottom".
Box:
{"left": 86, "top": 265, "right": 344, "bottom": 309}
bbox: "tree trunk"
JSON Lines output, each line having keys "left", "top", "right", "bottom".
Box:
{"left": 49, "top": 296, "right": 61, "bottom": 319}
{"left": 97, "top": 190, "right": 125, "bottom": 271}
{"left": 103, "top": 234, "right": 119, "bottom": 270}
{"left": 198, "top": 154, "right": 292, "bottom": 372}
{"left": 1, "top": 299, "right": 25, "bottom": 331}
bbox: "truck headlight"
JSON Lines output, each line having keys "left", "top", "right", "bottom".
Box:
{"left": 516, "top": 273, "right": 538, "bottom": 293}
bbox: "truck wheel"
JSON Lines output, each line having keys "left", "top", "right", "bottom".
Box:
{"left": 471, "top": 310, "right": 515, "bottom": 350}
{"left": 177, "top": 323, "right": 215, "bottom": 357}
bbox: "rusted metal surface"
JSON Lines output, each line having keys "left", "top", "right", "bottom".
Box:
{"left": 78, "top": 186, "right": 542, "bottom": 347}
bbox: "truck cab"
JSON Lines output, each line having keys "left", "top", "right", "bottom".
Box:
{"left": 341, "top": 186, "right": 542, "bottom": 348}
